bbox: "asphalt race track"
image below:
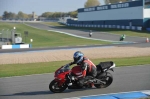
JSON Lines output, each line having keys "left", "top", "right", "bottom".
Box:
{"left": 0, "top": 65, "right": 150, "bottom": 99}
{"left": 25, "top": 22, "right": 146, "bottom": 43}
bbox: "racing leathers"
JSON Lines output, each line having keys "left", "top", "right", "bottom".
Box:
{"left": 70, "top": 57, "right": 97, "bottom": 86}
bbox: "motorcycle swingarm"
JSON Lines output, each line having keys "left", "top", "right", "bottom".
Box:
{"left": 88, "top": 79, "right": 106, "bottom": 85}
{"left": 94, "top": 79, "right": 106, "bottom": 85}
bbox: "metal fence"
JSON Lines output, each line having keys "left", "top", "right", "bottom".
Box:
{"left": 0, "top": 29, "right": 12, "bottom": 43}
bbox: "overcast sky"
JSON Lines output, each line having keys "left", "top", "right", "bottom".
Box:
{"left": 0, "top": 0, "right": 105, "bottom": 16}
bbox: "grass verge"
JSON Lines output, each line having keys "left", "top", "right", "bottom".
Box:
{"left": 42, "top": 22, "right": 150, "bottom": 38}
{"left": 0, "top": 56, "right": 150, "bottom": 78}
{"left": 0, "top": 22, "right": 111, "bottom": 48}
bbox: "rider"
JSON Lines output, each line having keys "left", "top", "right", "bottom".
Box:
{"left": 120, "top": 34, "right": 126, "bottom": 41}
{"left": 69, "top": 51, "right": 97, "bottom": 87}
{"left": 89, "top": 30, "right": 92, "bottom": 37}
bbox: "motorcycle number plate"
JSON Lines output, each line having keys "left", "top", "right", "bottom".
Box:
{"left": 75, "top": 72, "right": 82, "bottom": 75}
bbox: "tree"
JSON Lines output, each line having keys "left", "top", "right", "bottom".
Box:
{"left": 17, "top": 11, "right": 29, "bottom": 19}
{"left": 84, "top": 0, "right": 100, "bottom": 8}
{"left": 51, "top": 12, "right": 61, "bottom": 18}
{"left": 17, "top": 11, "right": 24, "bottom": 19}
{"left": 28, "top": 14, "right": 33, "bottom": 19}
{"left": 3, "top": 11, "right": 9, "bottom": 19}
{"left": 41, "top": 12, "right": 53, "bottom": 18}
{"left": 69, "top": 11, "right": 78, "bottom": 18}
{"left": 0, "top": 16, "right": 2, "bottom": 19}
{"left": 2, "top": 11, "right": 17, "bottom": 19}
{"left": 61, "top": 12, "right": 69, "bottom": 17}
{"left": 105, "top": 0, "right": 128, "bottom": 4}
{"left": 10, "top": 13, "right": 15, "bottom": 19}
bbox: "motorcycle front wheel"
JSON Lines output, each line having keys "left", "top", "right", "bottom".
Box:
{"left": 49, "top": 80, "right": 67, "bottom": 93}
{"left": 94, "top": 72, "right": 113, "bottom": 88}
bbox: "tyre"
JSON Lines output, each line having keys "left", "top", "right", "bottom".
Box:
{"left": 49, "top": 80, "right": 67, "bottom": 93}
{"left": 94, "top": 72, "right": 113, "bottom": 88}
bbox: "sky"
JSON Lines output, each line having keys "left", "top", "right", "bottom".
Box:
{"left": 0, "top": 0, "right": 104, "bottom": 16}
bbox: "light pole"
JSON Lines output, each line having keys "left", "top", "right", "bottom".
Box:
{"left": 30, "top": 39, "right": 33, "bottom": 48}
{"left": 2, "top": 29, "right": 4, "bottom": 42}
{"left": 0, "top": 33, "right": 2, "bottom": 41}
{"left": 7, "top": 29, "right": 9, "bottom": 42}
{"left": 11, "top": 27, "right": 16, "bottom": 44}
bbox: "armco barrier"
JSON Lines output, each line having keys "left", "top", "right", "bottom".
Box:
{"left": 1, "top": 44, "right": 31, "bottom": 49}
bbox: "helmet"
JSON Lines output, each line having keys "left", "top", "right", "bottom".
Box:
{"left": 73, "top": 51, "right": 84, "bottom": 64}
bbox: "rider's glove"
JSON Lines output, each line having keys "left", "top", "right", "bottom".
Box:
{"left": 69, "top": 62, "right": 74, "bottom": 65}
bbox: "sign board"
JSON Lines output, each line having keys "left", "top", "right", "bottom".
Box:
{"left": 24, "top": 31, "right": 28, "bottom": 36}
{"left": 15, "top": 37, "right": 22, "bottom": 44}
{"left": 84, "top": 3, "right": 129, "bottom": 12}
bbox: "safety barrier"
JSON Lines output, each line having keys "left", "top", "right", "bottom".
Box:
{"left": 1, "top": 44, "right": 31, "bottom": 49}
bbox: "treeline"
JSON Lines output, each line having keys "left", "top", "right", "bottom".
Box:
{"left": 2, "top": 11, "right": 33, "bottom": 19}
{"left": 41, "top": 10, "right": 77, "bottom": 18}
{"left": 2, "top": 10, "right": 78, "bottom": 19}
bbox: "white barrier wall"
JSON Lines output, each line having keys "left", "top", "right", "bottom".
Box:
{"left": 2, "top": 44, "right": 31, "bottom": 49}
{"left": 78, "top": 6, "right": 143, "bottom": 21}
{"left": 144, "top": 9, "right": 150, "bottom": 18}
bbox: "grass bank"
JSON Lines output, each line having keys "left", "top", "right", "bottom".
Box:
{"left": 42, "top": 22, "right": 150, "bottom": 38}
{"left": 0, "top": 56, "right": 150, "bottom": 78}
{"left": 0, "top": 22, "right": 111, "bottom": 48}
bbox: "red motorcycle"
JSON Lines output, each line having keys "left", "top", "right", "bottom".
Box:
{"left": 49, "top": 61, "right": 115, "bottom": 93}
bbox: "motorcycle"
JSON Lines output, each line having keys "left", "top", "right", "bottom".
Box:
{"left": 89, "top": 32, "right": 92, "bottom": 37}
{"left": 49, "top": 61, "right": 115, "bottom": 93}
{"left": 120, "top": 37, "right": 125, "bottom": 41}
{"left": 120, "top": 35, "right": 126, "bottom": 41}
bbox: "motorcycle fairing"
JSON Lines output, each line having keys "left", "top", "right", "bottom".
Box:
{"left": 71, "top": 65, "right": 84, "bottom": 78}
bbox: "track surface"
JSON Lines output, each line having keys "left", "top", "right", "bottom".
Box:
{"left": 0, "top": 65, "right": 150, "bottom": 99}
{"left": 25, "top": 23, "right": 146, "bottom": 42}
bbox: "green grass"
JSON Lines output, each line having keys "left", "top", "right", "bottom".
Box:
{"left": 0, "top": 22, "right": 111, "bottom": 48}
{"left": 42, "top": 22, "right": 150, "bottom": 38}
{"left": 0, "top": 56, "right": 150, "bottom": 78}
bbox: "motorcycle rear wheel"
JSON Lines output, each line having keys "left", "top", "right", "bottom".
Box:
{"left": 49, "top": 80, "right": 67, "bottom": 93}
{"left": 94, "top": 72, "right": 113, "bottom": 88}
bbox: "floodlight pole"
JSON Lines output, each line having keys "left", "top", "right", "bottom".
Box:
{"left": 2, "top": 29, "right": 5, "bottom": 42}
{"left": 0, "top": 33, "right": 2, "bottom": 42}
{"left": 7, "top": 29, "right": 9, "bottom": 42}
{"left": 11, "top": 27, "right": 16, "bottom": 44}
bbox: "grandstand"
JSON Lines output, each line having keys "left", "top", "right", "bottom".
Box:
{"left": 67, "top": 0, "right": 150, "bottom": 30}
